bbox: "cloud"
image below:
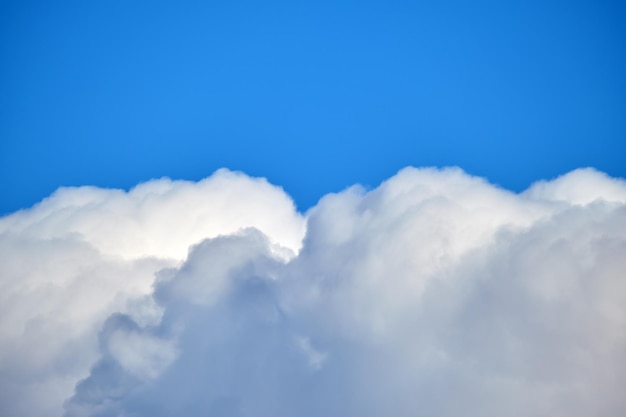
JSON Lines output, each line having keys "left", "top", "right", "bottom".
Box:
{"left": 523, "top": 168, "right": 626, "bottom": 205}
{"left": 1, "top": 167, "right": 626, "bottom": 416}
{"left": 0, "top": 169, "right": 304, "bottom": 417}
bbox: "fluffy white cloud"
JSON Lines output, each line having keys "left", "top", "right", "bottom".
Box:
{"left": 1, "top": 167, "right": 625, "bottom": 417}
{"left": 0, "top": 169, "right": 305, "bottom": 260}
{"left": 0, "top": 169, "right": 304, "bottom": 417}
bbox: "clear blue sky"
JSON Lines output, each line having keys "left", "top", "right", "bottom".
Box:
{"left": 2, "top": 0, "right": 625, "bottom": 213}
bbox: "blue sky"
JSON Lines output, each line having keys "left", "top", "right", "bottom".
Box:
{"left": 1, "top": 0, "right": 625, "bottom": 214}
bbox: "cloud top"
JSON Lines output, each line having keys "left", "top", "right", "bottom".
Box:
{"left": 0, "top": 169, "right": 305, "bottom": 260}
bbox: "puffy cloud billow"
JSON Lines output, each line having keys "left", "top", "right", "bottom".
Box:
{"left": 1, "top": 167, "right": 625, "bottom": 417}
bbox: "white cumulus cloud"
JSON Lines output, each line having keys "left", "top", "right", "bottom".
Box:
{"left": 0, "top": 169, "right": 304, "bottom": 417}
{"left": 1, "top": 167, "right": 625, "bottom": 417}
